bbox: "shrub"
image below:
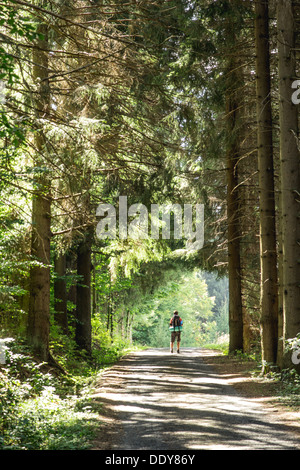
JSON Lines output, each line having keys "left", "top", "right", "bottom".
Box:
{"left": 0, "top": 338, "right": 99, "bottom": 450}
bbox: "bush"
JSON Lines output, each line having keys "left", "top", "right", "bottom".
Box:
{"left": 91, "top": 316, "right": 132, "bottom": 365}
{"left": 6, "top": 388, "right": 99, "bottom": 450}
{"left": 0, "top": 338, "right": 100, "bottom": 450}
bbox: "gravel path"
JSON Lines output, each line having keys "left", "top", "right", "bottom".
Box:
{"left": 92, "top": 348, "right": 300, "bottom": 450}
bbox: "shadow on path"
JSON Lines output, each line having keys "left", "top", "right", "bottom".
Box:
{"left": 92, "top": 348, "right": 300, "bottom": 450}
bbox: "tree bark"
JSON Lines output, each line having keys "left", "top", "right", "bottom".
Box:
{"left": 227, "top": 150, "right": 243, "bottom": 352}
{"left": 254, "top": 0, "right": 278, "bottom": 367}
{"left": 277, "top": 188, "right": 284, "bottom": 369}
{"left": 277, "top": 0, "right": 300, "bottom": 369}
{"left": 27, "top": 21, "right": 52, "bottom": 361}
{"left": 225, "top": 26, "right": 244, "bottom": 352}
{"left": 54, "top": 253, "right": 68, "bottom": 334}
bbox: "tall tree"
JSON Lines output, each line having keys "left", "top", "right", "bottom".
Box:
{"left": 225, "top": 20, "right": 244, "bottom": 353}
{"left": 254, "top": 0, "right": 278, "bottom": 366}
{"left": 27, "top": 19, "right": 52, "bottom": 361}
{"left": 277, "top": 0, "right": 300, "bottom": 369}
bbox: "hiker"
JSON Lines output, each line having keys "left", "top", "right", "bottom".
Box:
{"left": 169, "top": 310, "right": 183, "bottom": 354}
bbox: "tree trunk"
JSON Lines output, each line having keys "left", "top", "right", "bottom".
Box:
{"left": 126, "top": 309, "right": 132, "bottom": 342}
{"left": 277, "top": 0, "right": 300, "bottom": 369}
{"left": 254, "top": 0, "right": 278, "bottom": 367}
{"left": 225, "top": 58, "right": 244, "bottom": 353}
{"left": 54, "top": 253, "right": 68, "bottom": 334}
{"left": 75, "top": 232, "right": 92, "bottom": 354}
{"left": 92, "top": 253, "right": 97, "bottom": 315}
{"left": 27, "top": 22, "right": 51, "bottom": 361}
{"left": 227, "top": 141, "right": 243, "bottom": 353}
{"left": 277, "top": 189, "right": 284, "bottom": 369}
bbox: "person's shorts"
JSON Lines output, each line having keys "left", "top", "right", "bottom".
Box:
{"left": 171, "top": 331, "right": 181, "bottom": 342}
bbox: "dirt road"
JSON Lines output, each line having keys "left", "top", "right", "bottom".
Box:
{"left": 92, "top": 348, "right": 300, "bottom": 450}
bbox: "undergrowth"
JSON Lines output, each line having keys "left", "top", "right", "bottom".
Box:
{"left": 262, "top": 367, "right": 300, "bottom": 409}
{"left": 0, "top": 334, "right": 133, "bottom": 450}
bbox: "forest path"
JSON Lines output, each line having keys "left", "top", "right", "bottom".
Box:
{"left": 92, "top": 348, "right": 300, "bottom": 450}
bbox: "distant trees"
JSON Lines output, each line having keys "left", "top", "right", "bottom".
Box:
{"left": 132, "top": 268, "right": 228, "bottom": 348}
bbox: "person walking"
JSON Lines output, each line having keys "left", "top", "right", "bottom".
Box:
{"left": 169, "top": 310, "right": 183, "bottom": 353}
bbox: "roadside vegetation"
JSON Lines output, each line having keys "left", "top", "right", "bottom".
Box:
{"left": 0, "top": 336, "right": 135, "bottom": 450}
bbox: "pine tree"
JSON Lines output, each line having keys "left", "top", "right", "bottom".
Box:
{"left": 27, "top": 18, "right": 52, "bottom": 361}
{"left": 224, "top": 7, "right": 244, "bottom": 353}
{"left": 254, "top": 0, "right": 278, "bottom": 366}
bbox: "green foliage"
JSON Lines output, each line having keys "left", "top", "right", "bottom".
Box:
{"left": 91, "top": 314, "right": 132, "bottom": 365}
{"left": 0, "top": 0, "right": 43, "bottom": 82}
{"left": 6, "top": 390, "right": 99, "bottom": 450}
{"left": 48, "top": 318, "right": 132, "bottom": 377}
{"left": 0, "top": 338, "right": 100, "bottom": 450}
{"left": 0, "top": 201, "right": 31, "bottom": 333}
{"left": 255, "top": 363, "right": 300, "bottom": 409}
{"left": 0, "top": 1, "right": 44, "bottom": 143}
{"left": 279, "top": 369, "right": 300, "bottom": 407}
{"left": 132, "top": 269, "right": 228, "bottom": 348}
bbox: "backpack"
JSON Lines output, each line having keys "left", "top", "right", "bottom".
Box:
{"left": 172, "top": 315, "right": 181, "bottom": 328}
{"left": 170, "top": 314, "right": 182, "bottom": 331}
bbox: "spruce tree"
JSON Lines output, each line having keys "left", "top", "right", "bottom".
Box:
{"left": 254, "top": 0, "right": 278, "bottom": 367}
